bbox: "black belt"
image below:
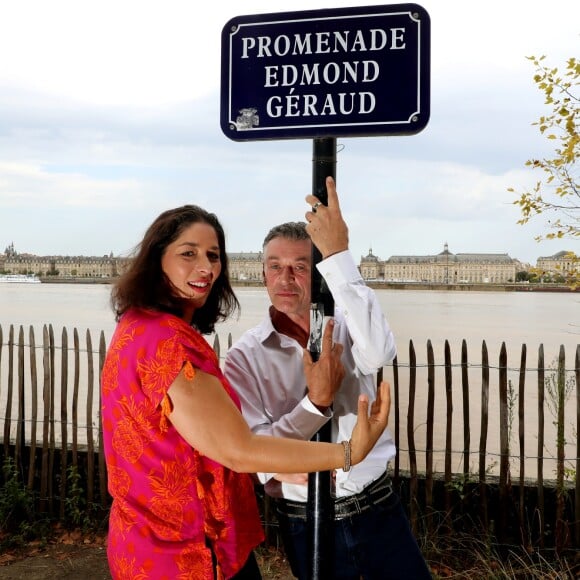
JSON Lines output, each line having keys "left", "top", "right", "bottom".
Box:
{"left": 276, "top": 472, "right": 393, "bottom": 521}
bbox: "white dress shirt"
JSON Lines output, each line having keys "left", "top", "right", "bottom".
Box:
{"left": 224, "top": 250, "right": 397, "bottom": 502}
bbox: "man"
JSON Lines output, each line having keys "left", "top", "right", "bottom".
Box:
{"left": 224, "top": 177, "right": 431, "bottom": 579}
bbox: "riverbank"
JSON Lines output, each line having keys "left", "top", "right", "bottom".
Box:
{"left": 37, "top": 276, "right": 578, "bottom": 292}
{"left": 365, "top": 281, "right": 578, "bottom": 292}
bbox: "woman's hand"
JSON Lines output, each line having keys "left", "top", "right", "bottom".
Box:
{"left": 349, "top": 381, "right": 391, "bottom": 466}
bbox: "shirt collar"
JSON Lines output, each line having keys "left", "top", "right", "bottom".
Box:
{"left": 269, "top": 305, "right": 309, "bottom": 348}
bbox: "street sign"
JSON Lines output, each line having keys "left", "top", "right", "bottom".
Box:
{"left": 220, "top": 3, "right": 430, "bottom": 141}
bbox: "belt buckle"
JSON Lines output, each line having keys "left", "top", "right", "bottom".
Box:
{"left": 330, "top": 474, "right": 394, "bottom": 521}
{"left": 352, "top": 495, "right": 362, "bottom": 515}
{"left": 334, "top": 494, "right": 364, "bottom": 521}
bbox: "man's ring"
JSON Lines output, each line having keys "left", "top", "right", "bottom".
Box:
{"left": 312, "top": 202, "right": 322, "bottom": 212}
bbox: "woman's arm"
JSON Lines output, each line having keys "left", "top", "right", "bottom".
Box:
{"left": 167, "top": 366, "right": 390, "bottom": 474}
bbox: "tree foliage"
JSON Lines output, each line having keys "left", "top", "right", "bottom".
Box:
{"left": 509, "top": 56, "right": 579, "bottom": 246}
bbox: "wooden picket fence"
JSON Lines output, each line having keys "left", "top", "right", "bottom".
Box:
{"left": 0, "top": 322, "right": 579, "bottom": 554}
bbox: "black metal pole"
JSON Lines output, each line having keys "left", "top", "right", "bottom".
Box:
{"left": 307, "top": 137, "right": 336, "bottom": 580}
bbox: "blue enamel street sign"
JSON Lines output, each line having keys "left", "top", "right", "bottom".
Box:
{"left": 220, "top": 3, "right": 430, "bottom": 141}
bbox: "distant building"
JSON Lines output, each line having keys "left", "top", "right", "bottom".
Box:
{"left": 360, "top": 243, "right": 518, "bottom": 284}
{"left": 4, "top": 244, "right": 571, "bottom": 285}
{"left": 536, "top": 250, "right": 577, "bottom": 279}
{"left": 228, "top": 252, "right": 263, "bottom": 281}
{"left": 360, "top": 248, "right": 381, "bottom": 280}
{"left": 1, "top": 246, "right": 131, "bottom": 278}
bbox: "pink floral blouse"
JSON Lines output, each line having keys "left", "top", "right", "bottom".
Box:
{"left": 101, "top": 308, "right": 264, "bottom": 579}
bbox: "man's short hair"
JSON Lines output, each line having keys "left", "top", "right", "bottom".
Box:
{"left": 262, "top": 222, "right": 309, "bottom": 249}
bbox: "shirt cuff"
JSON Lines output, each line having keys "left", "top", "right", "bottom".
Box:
{"left": 316, "top": 250, "right": 361, "bottom": 287}
{"left": 301, "top": 395, "right": 333, "bottom": 417}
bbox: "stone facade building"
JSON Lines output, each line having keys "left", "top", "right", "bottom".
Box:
{"left": 227, "top": 252, "right": 263, "bottom": 281}
{"left": 360, "top": 243, "right": 518, "bottom": 284}
{"left": 536, "top": 250, "right": 577, "bottom": 279}
{"left": 1, "top": 246, "right": 268, "bottom": 282}
{"left": 1, "top": 244, "right": 131, "bottom": 279}
{"left": 3, "top": 243, "right": 571, "bottom": 285}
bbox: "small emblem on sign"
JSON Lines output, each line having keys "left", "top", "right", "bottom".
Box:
{"left": 235, "top": 108, "right": 259, "bottom": 130}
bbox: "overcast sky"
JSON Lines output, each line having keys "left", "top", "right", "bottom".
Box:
{"left": 0, "top": 0, "right": 578, "bottom": 265}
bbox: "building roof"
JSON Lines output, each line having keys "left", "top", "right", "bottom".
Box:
{"left": 228, "top": 252, "right": 262, "bottom": 260}
{"left": 538, "top": 250, "right": 574, "bottom": 260}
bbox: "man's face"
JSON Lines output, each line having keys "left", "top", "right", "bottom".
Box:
{"left": 263, "top": 237, "right": 312, "bottom": 320}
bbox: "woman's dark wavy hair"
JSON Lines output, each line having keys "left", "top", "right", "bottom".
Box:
{"left": 111, "top": 205, "right": 239, "bottom": 334}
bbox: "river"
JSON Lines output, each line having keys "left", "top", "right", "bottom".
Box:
{"left": 1, "top": 282, "right": 578, "bottom": 478}
{"left": 1, "top": 282, "right": 575, "bottom": 355}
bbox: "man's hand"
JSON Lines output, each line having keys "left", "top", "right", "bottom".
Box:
{"left": 305, "top": 176, "right": 349, "bottom": 259}
{"left": 303, "top": 319, "right": 344, "bottom": 408}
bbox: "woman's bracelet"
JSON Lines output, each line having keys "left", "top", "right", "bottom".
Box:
{"left": 341, "top": 439, "right": 352, "bottom": 472}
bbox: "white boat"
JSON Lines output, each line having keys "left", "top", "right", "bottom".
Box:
{"left": 0, "top": 274, "right": 42, "bottom": 284}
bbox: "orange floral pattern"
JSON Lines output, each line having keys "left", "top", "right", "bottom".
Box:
{"left": 101, "top": 309, "right": 264, "bottom": 579}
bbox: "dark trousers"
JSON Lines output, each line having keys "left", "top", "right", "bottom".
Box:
{"left": 211, "top": 549, "right": 261, "bottom": 580}
{"left": 276, "top": 491, "right": 432, "bottom": 580}
{"left": 230, "top": 552, "right": 262, "bottom": 580}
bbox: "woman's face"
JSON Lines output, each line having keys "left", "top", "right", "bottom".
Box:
{"left": 161, "top": 221, "right": 222, "bottom": 317}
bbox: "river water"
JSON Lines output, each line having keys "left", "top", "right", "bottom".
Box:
{"left": 1, "top": 283, "right": 578, "bottom": 479}
{"left": 1, "top": 283, "right": 576, "bottom": 356}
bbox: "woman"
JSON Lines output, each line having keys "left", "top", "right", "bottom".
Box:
{"left": 101, "top": 205, "right": 390, "bottom": 580}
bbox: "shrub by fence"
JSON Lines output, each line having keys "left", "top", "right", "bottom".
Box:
{"left": 0, "top": 323, "right": 578, "bottom": 555}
